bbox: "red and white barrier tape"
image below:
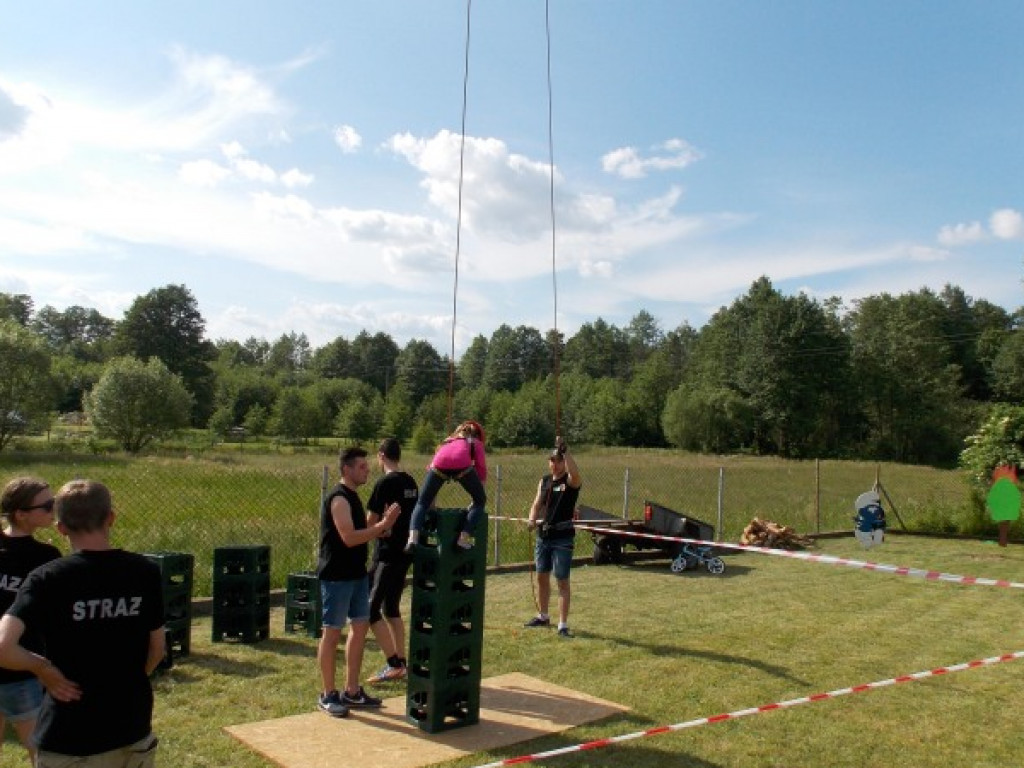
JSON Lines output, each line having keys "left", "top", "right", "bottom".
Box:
{"left": 470, "top": 650, "right": 1024, "bottom": 768}
{"left": 573, "top": 524, "right": 1024, "bottom": 590}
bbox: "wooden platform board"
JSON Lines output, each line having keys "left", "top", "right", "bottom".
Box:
{"left": 226, "top": 672, "right": 629, "bottom": 768}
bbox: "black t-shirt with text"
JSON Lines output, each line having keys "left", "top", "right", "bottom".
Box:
{"left": 0, "top": 533, "right": 62, "bottom": 684}
{"left": 367, "top": 471, "right": 418, "bottom": 563}
{"left": 8, "top": 549, "right": 164, "bottom": 756}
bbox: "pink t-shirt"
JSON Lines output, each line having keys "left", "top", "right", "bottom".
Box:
{"left": 431, "top": 437, "right": 487, "bottom": 483}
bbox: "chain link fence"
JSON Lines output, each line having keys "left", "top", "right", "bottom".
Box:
{"left": 4, "top": 452, "right": 988, "bottom": 597}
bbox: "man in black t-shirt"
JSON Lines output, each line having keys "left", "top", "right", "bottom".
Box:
{"left": 525, "top": 437, "right": 583, "bottom": 638}
{"left": 365, "top": 438, "right": 419, "bottom": 683}
{"left": 0, "top": 479, "right": 164, "bottom": 768}
{"left": 316, "top": 447, "right": 400, "bottom": 717}
{"left": 0, "top": 476, "right": 62, "bottom": 764}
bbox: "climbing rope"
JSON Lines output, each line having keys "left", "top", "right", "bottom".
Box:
{"left": 446, "top": 0, "right": 473, "bottom": 432}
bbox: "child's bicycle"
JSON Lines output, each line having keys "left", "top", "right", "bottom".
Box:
{"left": 670, "top": 543, "right": 725, "bottom": 575}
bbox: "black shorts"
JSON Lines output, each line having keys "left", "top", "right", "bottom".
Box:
{"left": 368, "top": 556, "right": 413, "bottom": 623}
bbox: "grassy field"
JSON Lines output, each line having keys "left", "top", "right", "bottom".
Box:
{"left": 0, "top": 447, "right": 1004, "bottom": 596}
{"left": 4, "top": 534, "right": 1022, "bottom": 767}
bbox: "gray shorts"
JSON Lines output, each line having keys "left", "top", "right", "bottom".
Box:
{"left": 37, "top": 733, "right": 158, "bottom": 768}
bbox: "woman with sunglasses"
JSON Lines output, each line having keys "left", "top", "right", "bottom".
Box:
{"left": 0, "top": 477, "right": 62, "bottom": 764}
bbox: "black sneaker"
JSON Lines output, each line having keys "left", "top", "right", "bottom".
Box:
{"left": 342, "top": 686, "right": 383, "bottom": 708}
{"left": 318, "top": 690, "right": 350, "bottom": 718}
{"left": 524, "top": 615, "right": 550, "bottom": 628}
{"left": 558, "top": 627, "right": 572, "bottom": 638}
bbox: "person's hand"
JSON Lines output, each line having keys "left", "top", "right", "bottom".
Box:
{"left": 526, "top": 519, "right": 537, "bottom": 531}
{"left": 37, "top": 661, "right": 81, "bottom": 703}
{"left": 379, "top": 502, "right": 401, "bottom": 536}
{"left": 555, "top": 436, "right": 567, "bottom": 455}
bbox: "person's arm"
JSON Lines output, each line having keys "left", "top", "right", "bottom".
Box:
{"left": 0, "top": 615, "right": 81, "bottom": 702}
{"left": 145, "top": 627, "right": 166, "bottom": 675}
{"left": 526, "top": 478, "right": 545, "bottom": 530}
{"left": 561, "top": 444, "right": 582, "bottom": 489}
{"left": 332, "top": 496, "right": 398, "bottom": 547}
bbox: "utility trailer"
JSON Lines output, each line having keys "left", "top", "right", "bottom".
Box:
{"left": 577, "top": 500, "right": 722, "bottom": 573}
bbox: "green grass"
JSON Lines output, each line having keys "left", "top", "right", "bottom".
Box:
{"left": 1, "top": 447, "right": 1008, "bottom": 597}
{"left": 5, "top": 535, "right": 1021, "bottom": 767}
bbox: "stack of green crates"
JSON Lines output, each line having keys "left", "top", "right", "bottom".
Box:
{"left": 144, "top": 551, "right": 194, "bottom": 662}
{"left": 284, "top": 571, "right": 322, "bottom": 637}
{"left": 406, "top": 509, "right": 487, "bottom": 733}
{"left": 212, "top": 545, "right": 270, "bottom": 643}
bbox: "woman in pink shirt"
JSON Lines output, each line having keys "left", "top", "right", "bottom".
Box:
{"left": 405, "top": 421, "right": 487, "bottom": 551}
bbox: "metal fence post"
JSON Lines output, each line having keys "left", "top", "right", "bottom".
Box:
{"left": 717, "top": 467, "right": 724, "bottom": 542}
{"left": 494, "top": 464, "right": 502, "bottom": 566}
{"left": 623, "top": 468, "right": 630, "bottom": 519}
{"left": 815, "top": 459, "right": 821, "bottom": 533}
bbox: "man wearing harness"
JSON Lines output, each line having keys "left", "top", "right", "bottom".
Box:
{"left": 525, "top": 437, "right": 582, "bottom": 638}
{"left": 317, "top": 447, "right": 400, "bottom": 718}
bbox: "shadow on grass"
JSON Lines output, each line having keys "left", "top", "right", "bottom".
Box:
{"left": 478, "top": 720, "right": 724, "bottom": 768}
{"left": 612, "top": 561, "right": 757, "bottom": 580}
{"left": 572, "top": 628, "right": 808, "bottom": 687}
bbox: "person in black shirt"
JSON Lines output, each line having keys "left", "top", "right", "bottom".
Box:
{"left": 365, "top": 438, "right": 419, "bottom": 684}
{"left": 0, "top": 476, "right": 61, "bottom": 765}
{"left": 0, "top": 479, "right": 164, "bottom": 768}
{"left": 317, "top": 447, "right": 400, "bottom": 717}
{"left": 525, "top": 437, "right": 583, "bottom": 637}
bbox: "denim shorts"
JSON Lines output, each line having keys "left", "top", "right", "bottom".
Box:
{"left": 0, "top": 677, "right": 43, "bottom": 722}
{"left": 320, "top": 576, "right": 371, "bottom": 628}
{"left": 535, "top": 537, "right": 575, "bottom": 580}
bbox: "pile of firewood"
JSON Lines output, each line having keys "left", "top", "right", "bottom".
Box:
{"left": 740, "top": 517, "right": 813, "bottom": 549}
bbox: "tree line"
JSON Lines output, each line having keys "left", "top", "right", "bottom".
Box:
{"left": 1, "top": 278, "right": 1021, "bottom": 465}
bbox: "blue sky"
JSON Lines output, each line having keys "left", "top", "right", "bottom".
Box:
{"left": 1, "top": 1, "right": 1022, "bottom": 355}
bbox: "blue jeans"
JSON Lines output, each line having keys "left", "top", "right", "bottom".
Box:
{"left": 320, "top": 576, "right": 371, "bottom": 628}
{"left": 0, "top": 677, "right": 43, "bottom": 721}
{"left": 535, "top": 537, "right": 574, "bottom": 580}
{"left": 408, "top": 467, "right": 486, "bottom": 535}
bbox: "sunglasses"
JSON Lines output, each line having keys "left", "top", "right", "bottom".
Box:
{"left": 23, "top": 499, "right": 55, "bottom": 513}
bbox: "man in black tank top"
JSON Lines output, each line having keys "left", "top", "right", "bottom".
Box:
{"left": 525, "top": 437, "right": 583, "bottom": 637}
{"left": 316, "top": 447, "right": 400, "bottom": 717}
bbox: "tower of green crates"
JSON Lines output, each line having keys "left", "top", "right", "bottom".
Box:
{"left": 212, "top": 545, "right": 270, "bottom": 643}
{"left": 144, "top": 551, "right": 194, "bottom": 664}
{"left": 406, "top": 508, "right": 487, "bottom": 733}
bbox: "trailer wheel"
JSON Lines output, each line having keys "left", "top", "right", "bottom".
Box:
{"left": 706, "top": 557, "right": 725, "bottom": 575}
{"left": 593, "top": 537, "right": 623, "bottom": 565}
{"left": 670, "top": 555, "right": 687, "bottom": 573}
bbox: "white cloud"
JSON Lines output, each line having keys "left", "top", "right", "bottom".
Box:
{"left": 233, "top": 157, "right": 277, "bottom": 183}
{"left": 937, "top": 220, "right": 985, "bottom": 247}
{"left": 333, "top": 124, "right": 362, "bottom": 153}
{"left": 0, "top": 84, "right": 29, "bottom": 140}
{"left": 179, "top": 159, "right": 231, "bottom": 187}
{"left": 280, "top": 168, "right": 313, "bottom": 188}
{"left": 990, "top": 208, "right": 1023, "bottom": 240}
{"left": 601, "top": 138, "right": 703, "bottom": 179}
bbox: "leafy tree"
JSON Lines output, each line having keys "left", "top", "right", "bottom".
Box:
{"left": 265, "top": 332, "right": 312, "bottom": 379}
{"left": 562, "top": 318, "right": 630, "bottom": 379}
{"left": 394, "top": 338, "right": 446, "bottom": 407}
{"left": 311, "top": 336, "right": 354, "bottom": 379}
{"left": 49, "top": 355, "right": 103, "bottom": 413}
{"left": 381, "top": 381, "right": 415, "bottom": 441}
{"left": 85, "top": 356, "right": 193, "bottom": 452}
{"left": 990, "top": 322, "right": 1024, "bottom": 402}
{"left": 0, "top": 293, "right": 33, "bottom": 326}
{"left": 243, "top": 404, "right": 269, "bottom": 437}
{"left": 335, "top": 396, "right": 382, "bottom": 443}
{"left": 349, "top": 331, "right": 399, "bottom": 394}
{"left": 482, "top": 325, "right": 549, "bottom": 392}
{"left": 32, "top": 305, "right": 115, "bottom": 362}
{"left": 0, "top": 321, "right": 52, "bottom": 451}
{"left": 959, "top": 404, "right": 1024, "bottom": 487}
{"left": 939, "top": 285, "right": 1011, "bottom": 400}
{"left": 847, "top": 289, "right": 968, "bottom": 464}
{"left": 411, "top": 421, "right": 439, "bottom": 454}
{"left": 208, "top": 404, "right": 235, "bottom": 438}
{"left": 490, "top": 380, "right": 554, "bottom": 447}
{"left": 662, "top": 384, "right": 754, "bottom": 453}
{"left": 457, "top": 335, "right": 488, "bottom": 390}
{"left": 625, "top": 309, "right": 664, "bottom": 369}
{"left": 114, "top": 285, "right": 215, "bottom": 425}
{"left": 269, "top": 387, "right": 307, "bottom": 441}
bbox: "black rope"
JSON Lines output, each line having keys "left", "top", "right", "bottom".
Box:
{"left": 448, "top": 0, "right": 473, "bottom": 432}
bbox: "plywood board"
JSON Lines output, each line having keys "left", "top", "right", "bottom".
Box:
{"left": 226, "top": 672, "right": 628, "bottom": 768}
